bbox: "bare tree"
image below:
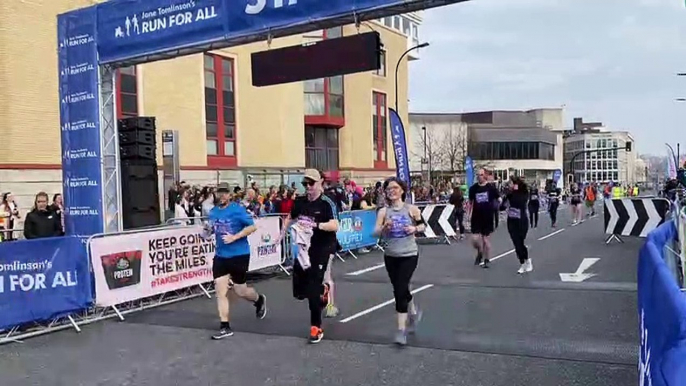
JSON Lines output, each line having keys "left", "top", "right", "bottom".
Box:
{"left": 438, "top": 123, "right": 468, "bottom": 175}
{"left": 411, "top": 128, "right": 443, "bottom": 178}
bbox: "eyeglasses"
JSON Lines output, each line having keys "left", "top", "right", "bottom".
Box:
{"left": 302, "top": 180, "right": 316, "bottom": 187}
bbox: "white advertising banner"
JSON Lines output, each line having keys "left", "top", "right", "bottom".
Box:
{"left": 90, "top": 217, "right": 282, "bottom": 307}
{"left": 247, "top": 216, "right": 282, "bottom": 272}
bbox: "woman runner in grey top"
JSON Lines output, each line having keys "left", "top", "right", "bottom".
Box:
{"left": 374, "top": 177, "right": 426, "bottom": 346}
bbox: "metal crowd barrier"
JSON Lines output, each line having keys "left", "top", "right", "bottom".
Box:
{"left": 1, "top": 208, "right": 388, "bottom": 345}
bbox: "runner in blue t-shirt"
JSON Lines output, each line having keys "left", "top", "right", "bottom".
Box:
{"left": 204, "top": 182, "right": 267, "bottom": 340}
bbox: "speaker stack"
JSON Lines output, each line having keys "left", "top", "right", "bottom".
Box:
{"left": 118, "top": 117, "right": 161, "bottom": 230}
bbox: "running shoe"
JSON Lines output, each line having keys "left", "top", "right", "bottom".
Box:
{"left": 255, "top": 294, "right": 267, "bottom": 319}
{"left": 517, "top": 264, "right": 526, "bottom": 274}
{"left": 525, "top": 259, "right": 533, "bottom": 272}
{"left": 407, "top": 309, "right": 423, "bottom": 334}
{"left": 309, "top": 326, "right": 324, "bottom": 344}
{"left": 474, "top": 252, "right": 483, "bottom": 265}
{"left": 211, "top": 327, "right": 234, "bottom": 340}
{"left": 482, "top": 258, "right": 490, "bottom": 269}
{"left": 394, "top": 330, "right": 408, "bottom": 346}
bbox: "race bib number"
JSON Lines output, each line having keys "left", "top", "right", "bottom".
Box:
{"left": 507, "top": 207, "right": 521, "bottom": 219}
{"left": 388, "top": 214, "right": 411, "bottom": 238}
{"left": 475, "top": 192, "right": 489, "bottom": 203}
{"left": 531, "top": 195, "right": 538, "bottom": 201}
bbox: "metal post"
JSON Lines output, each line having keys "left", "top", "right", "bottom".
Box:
{"left": 394, "top": 42, "right": 429, "bottom": 113}
{"left": 422, "top": 126, "right": 427, "bottom": 182}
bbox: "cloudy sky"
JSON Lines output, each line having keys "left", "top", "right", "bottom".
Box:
{"left": 409, "top": 0, "right": 686, "bottom": 155}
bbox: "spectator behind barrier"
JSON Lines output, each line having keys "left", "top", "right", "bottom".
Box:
{"left": 24, "top": 192, "right": 62, "bottom": 240}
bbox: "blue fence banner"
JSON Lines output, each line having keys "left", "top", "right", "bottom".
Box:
{"left": 337, "top": 210, "right": 378, "bottom": 252}
{"left": 638, "top": 221, "right": 686, "bottom": 386}
{"left": 0, "top": 236, "right": 93, "bottom": 331}
{"left": 465, "top": 156, "right": 474, "bottom": 187}
{"left": 58, "top": 9, "right": 104, "bottom": 236}
{"left": 389, "top": 108, "right": 411, "bottom": 188}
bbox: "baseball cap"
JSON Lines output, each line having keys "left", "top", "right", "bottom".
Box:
{"left": 217, "top": 182, "right": 230, "bottom": 192}
{"left": 303, "top": 168, "right": 322, "bottom": 182}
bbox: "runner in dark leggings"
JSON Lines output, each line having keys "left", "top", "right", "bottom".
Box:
{"left": 528, "top": 184, "right": 540, "bottom": 228}
{"left": 545, "top": 180, "right": 561, "bottom": 227}
{"left": 502, "top": 177, "right": 533, "bottom": 274}
{"left": 374, "top": 177, "right": 425, "bottom": 346}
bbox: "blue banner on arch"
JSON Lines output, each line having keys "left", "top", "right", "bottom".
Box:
{"left": 93, "top": 0, "right": 442, "bottom": 64}
{"left": 57, "top": 8, "right": 104, "bottom": 236}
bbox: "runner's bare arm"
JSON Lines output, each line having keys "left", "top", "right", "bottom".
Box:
{"left": 373, "top": 207, "right": 388, "bottom": 236}
{"left": 409, "top": 206, "right": 426, "bottom": 233}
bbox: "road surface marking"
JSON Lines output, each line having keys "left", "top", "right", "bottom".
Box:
{"left": 339, "top": 284, "right": 434, "bottom": 323}
{"left": 559, "top": 258, "right": 600, "bottom": 282}
{"left": 346, "top": 263, "right": 385, "bottom": 276}
{"left": 490, "top": 249, "right": 515, "bottom": 262}
{"left": 538, "top": 228, "right": 565, "bottom": 241}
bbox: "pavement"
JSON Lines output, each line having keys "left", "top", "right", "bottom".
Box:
{"left": 0, "top": 205, "right": 639, "bottom": 386}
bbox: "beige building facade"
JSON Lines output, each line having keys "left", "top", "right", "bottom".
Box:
{"left": 0, "top": 1, "right": 423, "bottom": 215}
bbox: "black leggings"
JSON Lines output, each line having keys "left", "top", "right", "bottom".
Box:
{"left": 549, "top": 201, "right": 559, "bottom": 225}
{"left": 292, "top": 255, "right": 329, "bottom": 328}
{"left": 507, "top": 220, "right": 529, "bottom": 264}
{"left": 528, "top": 202, "right": 539, "bottom": 227}
{"left": 384, "top": 254, "right": 418, "bottom": 313}
{"left": 453, "top": 210, "right": 465, "bottom": 235}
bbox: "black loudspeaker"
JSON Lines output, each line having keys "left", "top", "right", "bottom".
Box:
{"left": 118, "top": 116, "right": 157, "bottom": 162}
{"left": 119, "top": 130, "right": 155, "bottom": 145}
{"left": 121, "top": 162, "right": 161, "bottom": 229}
{"left": 118, "top": 116, "right": 160, "bottom": 229}
{"left": 120, "top": 144, "right": 155, "bottom": 160}
{"left": 119, "top": 117, "right": 155, "bottom": 132}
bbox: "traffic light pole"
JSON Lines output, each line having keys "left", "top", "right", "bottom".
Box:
{"left": 568, "top": 145, "right": 630, "bottom": 184}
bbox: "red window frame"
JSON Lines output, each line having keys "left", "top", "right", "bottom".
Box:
{"left": 304, "top": 27, "right": 345, "bottom": 127}
{"left": 373, "top": 91, "right": 388, "bottom": 169}
{"left": 115, "top": 66, "right": 138, "bottom": 119}
{"left": 204, "top": 54, "right": 237, "bottom": 168}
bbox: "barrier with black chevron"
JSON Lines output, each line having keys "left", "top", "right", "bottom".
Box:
{"left": 603, "top": 198, "right": 670, "bottom": 237}
{"left": 415, "top": 204, "right": 457, "bottom": 238}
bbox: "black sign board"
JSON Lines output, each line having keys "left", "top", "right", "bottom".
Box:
{"left": 251, "top": 31, "right": 382, "bottom": 87}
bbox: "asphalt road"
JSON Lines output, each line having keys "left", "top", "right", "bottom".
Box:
{"left": 0, "top": 205, "right": 639, "bottom": 386}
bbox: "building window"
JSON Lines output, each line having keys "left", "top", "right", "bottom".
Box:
{"left": 304, "top": 76, "right": 344, "bottom": 118}
{"left": 303, "top": 27, "right": 345, "bottom": 126}
{"left": 373, "top": 92, "right": 388, "bottom": 164}
{"left": 305, "top": 125, "right": 339, "bottom": 171}
{"left": 375, "top": 50, "right": 386, "bottom": 77}
{"left": 204, "top": 54, "right": 237, "bottom": 166}
{"left": 469, "top": 141, "right": 555, "bottom": 161}
{"left": 116, "top": 66, "right": 138, "bottom": 119}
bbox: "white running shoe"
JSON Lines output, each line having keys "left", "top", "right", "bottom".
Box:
{"left": 525, "top": 259, "right": 533, "bottom": 272}
{"left": 517, "top": 264, "right": 526, "bottom": 274}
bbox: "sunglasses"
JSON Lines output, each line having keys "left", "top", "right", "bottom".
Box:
{"left": 302, "top": 180, "right": 316, "bottom": 187}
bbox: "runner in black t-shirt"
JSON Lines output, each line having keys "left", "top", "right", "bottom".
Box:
{"left": 280, "top": 169, "right": 339, "bottom": 344}
{"left": 468, "top": 169, "right": 501, "bottom": 268}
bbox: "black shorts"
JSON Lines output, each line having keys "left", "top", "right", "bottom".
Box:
{"left": 292, "top": 251, "right": 330, "bottom": 301}
{"left": 212, "top": 255, "right": 250, "bottom": 284}
{"left": 470, "top": 213, "right": 494, "bottom": 236}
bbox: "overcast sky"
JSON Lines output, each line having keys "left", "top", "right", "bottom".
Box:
{"left": 408, "top": 0, "right": 686, "bottom": 155}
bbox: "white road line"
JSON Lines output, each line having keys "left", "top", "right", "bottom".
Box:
{"left": 339, "top": 284, "right": 435, "bottom": 323}
{"left": 489, "top": 249, "right": 515, "bottom": 262}
{"left": 346, "top": 263, "right": 385, "bottom": 276}
{"left": 537, "top": 228, "right": 565, "bottom": 241}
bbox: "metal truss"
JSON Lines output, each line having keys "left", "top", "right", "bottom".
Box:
{"left": 99, "top": 65, "right": 123, "bottom": 233}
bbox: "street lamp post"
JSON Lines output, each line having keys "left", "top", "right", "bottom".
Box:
{"left": 394, "top": 42, "right": 429, "bottom": 113}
